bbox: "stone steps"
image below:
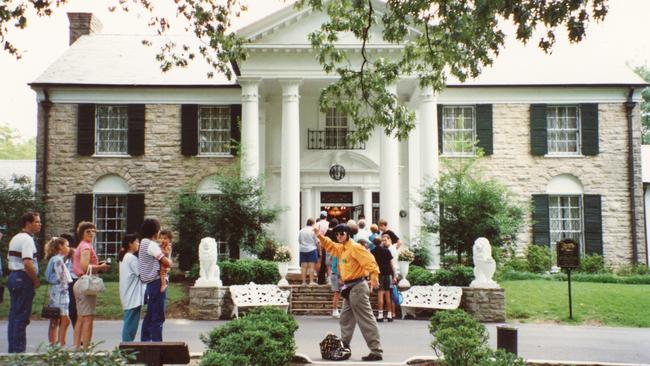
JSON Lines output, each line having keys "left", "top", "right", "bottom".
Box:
{"left": 288, "top": 284, "right": 380, "bottom": 315}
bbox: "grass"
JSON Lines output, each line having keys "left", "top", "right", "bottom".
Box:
{"left": 503, "top": 280, "right": 650, "bottom": 327}
{"left": 0, "top": 282, "right": 186, "bottom": 319}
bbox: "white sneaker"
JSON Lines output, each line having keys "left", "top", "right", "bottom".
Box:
{"left": 332, "top": 309, "right": 340, "bottom": 318}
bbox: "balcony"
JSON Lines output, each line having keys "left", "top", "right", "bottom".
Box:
{"left": 307, "top": 129, "right": 366, "bottom": 150}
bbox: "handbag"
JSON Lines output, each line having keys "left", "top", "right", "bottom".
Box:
{"left": 40, "top": 284, "right": 61, "bottom": 319}
{"left": 76, "top": 264, "right": 105, "bottom": 296}
{"left": 391, "top": 286, "right": 403, "bottom": 305}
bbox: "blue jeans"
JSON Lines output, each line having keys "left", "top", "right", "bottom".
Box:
{"left": 122, "top": 306, "right": 141, "bottom": 342}
{"left": 7, "top": 271, "right": 35, "bottom": 353}
{"left": 141, "top": 279, "right": 166, "bottom": 342}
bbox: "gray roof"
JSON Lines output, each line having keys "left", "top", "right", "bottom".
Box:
{"left": 32, "top": 34, "right": 237, "bottom": 86}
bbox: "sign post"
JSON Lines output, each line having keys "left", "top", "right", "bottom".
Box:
{"left": 556, "top": 239, "right": 580, "bottom": 320}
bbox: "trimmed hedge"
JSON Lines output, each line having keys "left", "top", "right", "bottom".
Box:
{"left": 200, "top": 307, "right": 298, "bottom": 366}
{"left": 433, "top": 265, "right": 474, "bottom": 286}
{"left": 498, "top": 269, "right": 650, "bottom": 285}
{"left": 407, "top": 265, "right": 436, "bottom": 285}
{"left": 188, "top": 259, "right": 280, "bottom": 285}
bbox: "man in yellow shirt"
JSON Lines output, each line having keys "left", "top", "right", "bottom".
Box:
{"left": 314, "top": 223, "right": 383, "bottom": 361}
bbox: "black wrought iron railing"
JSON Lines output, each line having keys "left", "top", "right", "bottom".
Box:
{"left": 307, "top": 129, "right": 366, "bottom": 150}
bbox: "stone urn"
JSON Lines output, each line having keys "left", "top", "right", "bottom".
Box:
{"left": 398, "top": 261, "right": 411, "bottom": 287}
{"left": 277, "top": 262, "right": 289, "bottom": 286}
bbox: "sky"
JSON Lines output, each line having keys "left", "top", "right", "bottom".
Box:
{"left": 0, "top": 0, "right": 649, "bottom": 141}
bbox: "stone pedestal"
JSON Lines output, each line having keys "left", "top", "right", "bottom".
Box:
{"left": 460, "top": 287, "right": 505, "bottom": 322}
{"left": 188, "top": 286, "right": 233, "bottom": 320}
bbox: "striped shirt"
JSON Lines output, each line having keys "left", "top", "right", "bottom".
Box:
{"left": 7, "top": 232, "right": 38, "bottom": 273}
{"left": 138, "top": 238, "right": 164, "bottom": 283}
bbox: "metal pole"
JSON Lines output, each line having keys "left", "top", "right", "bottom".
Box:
{"left": 567, "top": 268, "right": 573, "bottom": 320}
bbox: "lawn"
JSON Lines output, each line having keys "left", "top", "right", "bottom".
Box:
{"left": 0, "top": 282, "right": 186, "bottom": 319}
{"left": 503, "top": 280, "right": 650, "bottom": 327}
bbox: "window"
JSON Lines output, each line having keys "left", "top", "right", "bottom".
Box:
{"left": 442, "top": 106, "right": 475, "bottom": 155}
{"left": 547, "top": 106, "right": 580, "bottom": 155}
{"left": 199, "top": 106, "right": 231, "bottom": 155}
{"left": 94, "top": 194, "right": 127, "bottom": 258}
{"left": 548, "top": 195, "right": 583, "bottom": 252}
{"left": 95, "top": 105, "right": 128, "bottom": 155}
{"left": 325, "top": 108, "right": 349, "bottom": 149}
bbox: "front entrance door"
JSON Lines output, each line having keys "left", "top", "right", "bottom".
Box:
{"left": 321, "top": 191, "right": 354, "bottom": 223}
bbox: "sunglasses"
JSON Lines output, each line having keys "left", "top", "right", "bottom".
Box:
{"left": 335, "top": 232, "right": 347, "bottom": 236}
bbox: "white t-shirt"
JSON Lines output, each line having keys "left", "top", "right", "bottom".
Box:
{"left": 298, "top": 226, "right": 319, "bottom": 253}
{"left": 317, "top": 219, "right": 330, "bottom": 236}
{"left": 388, "top": 245, "right": 398, "bottom": 275}
{"left": 120, "top": 252, "right": 144, "bottom": 310}
{"left": 7, "top": 232, "right": 38, "bottom": 272}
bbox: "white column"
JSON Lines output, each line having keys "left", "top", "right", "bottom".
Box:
{"left": 380, "top": 83, "right": 400, "bottom": 234}
{"left": 239, "top": 78, "right": 260, "bottom": 179}
{"left": 302, "top": 188, "right": 313, "bottom": 225}
{"left": 419, "top": 85, "right": 440, "bottom": 268}
{"left": 408, "top": 107, "right": 422, "bottom": 240}
{"left": 259, "top": 102, "right": 267, "bottom": 176}
{"left": 280, "top": 79, "right": 302, "bottom": 271}
{"left": 363, "top": 189, "right": 373, "bottom": 224}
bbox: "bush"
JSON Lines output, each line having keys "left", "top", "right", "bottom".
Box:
{"left": 433, "top": 265, "right": 474, "bottom": 286}
{"left": 577, "top": 253, "right": 605, "bottom": 274}
{"left": 615, "top": 263, "right": 649, "bottom": 276}
{"left": 257, "top": 239, "right": 279, "bottom": 261}
{"left": 3, "top": 343, "right": 133, "bottom": 365}
{"left": 501, "top": 256, "right": 529, "bottom": 272}
{"left": 526, "top": 245, "right": 553, "bottom": 273}
{"left": 409, "top": 237, "right": 433, "bottom": 267}
{"left": 441, "top": 254, "right": 468, "bottom": 268}
{"left": 220, "top": 259, "right": 280, "bottom": 285}
{"left": 430, "top": 310, "right": 525, "bottom": 366}
{"left": 407, "top": 265, "right": 436, "bottom": 285}
{"left": 201, "top": 307, "right": 298, "bottom": 366}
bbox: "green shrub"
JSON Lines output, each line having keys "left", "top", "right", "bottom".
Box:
{"left": 501, "top": 256, "right": 529, "bottom": 272}
{"left": 257, "top": 239, "right": 279, "bottom": 261}
{"left": 407, "top": 265, "right": 436, "bottom": 285}
{"left": 201, "top": 307, "right": 297, "bottom": 366}
{"left": 441, "top": 254, "right": 468, "bottom": 268}
{"left": 220, "top": 259, "right": 280, "bottom": 285}
{"left": 430, "top": 310, "right": 525, "bottom": 366}
{"left": 433, "top": 265, "right": 474, "bottom": 286}
{"left": 577, "top": 253, "right": 605, "bottom": 274}
{"left": 188, "top": 263, "right": 200, "bottom": 280}
{"left": 3, "top": 343, "right": 133, "bottom": 365}
{"left": 615, "top": 263, "right": 649, "bottom": 276}
{"left": 525, "top": 245, "right": 553, "bottom": 273}
{"left": 200, "top": 351, "right": 251, "bottom": 366}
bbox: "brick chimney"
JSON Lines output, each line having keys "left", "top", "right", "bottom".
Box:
{"left": 67, "top": 13, "right": 103, "bottom": 45}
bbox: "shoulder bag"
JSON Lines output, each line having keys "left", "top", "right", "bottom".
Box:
{"left": 76, "top": 264, "right": 105, "bottom": 296}
{"left": 40, "top": 284, "right": 61, "bottom": 319}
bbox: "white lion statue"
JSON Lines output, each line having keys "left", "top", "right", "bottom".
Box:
{"left": 469, "top": 237, "right": 499, "bottom": 289}
{"left": 194, "top": 237, "right": 222, "bottom": 287}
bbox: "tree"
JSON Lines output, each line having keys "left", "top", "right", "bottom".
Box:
{"left": 0, "top": 124, "right": 36, "bottom": 160}
{"left": 172, "top": 174, "right": 280, "bottom": 269}
{"left": 2, "top": 1, "right": 608, "bottom": 141}
{"left": 418, "top": 157, "right": 525, "bottom": 264}
{"left": 634, "top": 65, "right": 650, "bottom": 144}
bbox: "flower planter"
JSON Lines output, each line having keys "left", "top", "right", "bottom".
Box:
{"left": 398, "top": 261, "right": 411, "bottom": 287}
{"left": 277, "top": 262, "right": 289, "bottom": 286}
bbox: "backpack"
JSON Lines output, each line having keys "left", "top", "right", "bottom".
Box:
{"left": 319, "top": 333, "right": 351, "bottom": 361}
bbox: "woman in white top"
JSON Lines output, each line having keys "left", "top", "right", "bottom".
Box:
{"left": 118, "top": 234, "right": 143, "bottom": 342}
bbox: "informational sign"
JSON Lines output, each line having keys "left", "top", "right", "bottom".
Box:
{"left": 556, "top": 238, "right": 580, "bottom": 269}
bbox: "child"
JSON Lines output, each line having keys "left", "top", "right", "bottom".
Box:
{"left": 44, "top": 237, "right": 73, "bottom": 345}
{"left": 371, "top": 235, "right": 395, "bottom": 322}
{"left": 119, "top": 234, "right": 143, "bottom": 342}
{"left": 158, "top": 230, "right": 173, "bottom": 292}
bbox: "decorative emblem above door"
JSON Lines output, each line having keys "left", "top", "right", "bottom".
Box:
{"left": 329, "top": 164, "right": 346, "bottom": 181}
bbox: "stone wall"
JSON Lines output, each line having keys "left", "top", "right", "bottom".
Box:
{"left": 188, "top": 286, "right": 233, "bottom": 320}
{"left": 40, "top": 103, "right": 235, "bottom": 237}
{"left": 460, "top": 287, "right": 505, "bottom": 322}
{"left": 447, "top": 103, "right": 646, "bottom": 266}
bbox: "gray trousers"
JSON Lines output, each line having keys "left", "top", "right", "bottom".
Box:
{"left": 340, "top": 281, "right": 383, "bottom": 356}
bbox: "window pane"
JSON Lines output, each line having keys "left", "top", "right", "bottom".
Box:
{"left": 198, "top": 106, "right": 231, "bottom": 154}
{"left": 442, "top": 106, "right": 475, "bottom": 155}
{"left": 548, "top": 195, "right": 583, "bottom": 253}
{"left": 94, "top": 195, "right": 127, "bottom": 258}
{"left": 95, "top": 105, "right": 128, "bottom": 155}
{"left": 324, "top": 108, "right": 349, "bottom": 149}
{"left": 547, "top": 106, "right": 579, "bottom": 154}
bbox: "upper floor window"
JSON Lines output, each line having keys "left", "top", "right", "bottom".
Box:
{"left": 442, "top": 106, "right": 475, "bottom": 155}
{"left": 95, "top": 105, "right": 129, "bottom": 155}
{"left": 547, "top": 106, "right": 580, "bottom": 155}
{"left": 199, "top": 106, "right": 231, "bottom": 155}
{"left": 325, "top": 108, "right": 349, "bottom": 149}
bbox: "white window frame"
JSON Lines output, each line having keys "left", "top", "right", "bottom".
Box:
{"left": 325, "top": 107, "right": 349, "bottom": 149}
{"left": 95, "top": 105, "right": 129, "bottom": 155}
{"left": 94, "top": 194, "right": 127, "bottom": 258}
{"left": 546, "top": 105, "right": 581, "bottom": 156}
{"left": 548, "top": 195, "right": 584, "bottom": 254}
{"left": 442, "top": 105, "right": 476, "bottom": 156}
{"left": 198, "top": 105, "right": 231, "bottom": 156}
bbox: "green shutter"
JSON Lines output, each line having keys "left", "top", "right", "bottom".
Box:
{"left": 230, "top": 104, "right": 242, "bottom": 156}
{"left": 580, "top": 104, "right": 599, "bottom": 156}
{"left": 127, "top": 104, "right": 145, "bottom": 156}
{"left": 181, "top": 105, "right": 198, "bottom": 156}
{"left": 583, "top": 194, "right": 603, "bottom": 255}
{"left": 530, "top": 104, "right": 547, "bottom": 156}
{"left": 77, "top": 104, "right": 95, "bottom": 156}
{"left": 126, "top": 193, "right": 145, "bottom": 235}
{"left": 532, "top": 194, "right": 550, "bottom": 246}
{"left": 437, "top": 105, "right": 443, "bottom": 154}
{"left": 74, "top": 193, "right": 94, "bottom": 243}
{"left": 476, "top": 104, "right": 493, "bottom": 155}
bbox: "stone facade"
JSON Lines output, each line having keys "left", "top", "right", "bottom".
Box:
{"left": 37, "top": 103, "right": 235, "bottom": 237}
{"left": 188, "top": 286, "right": 233, "bottom": 320}
{"left": 460, "top": 287, "right": 505, "bottom": 322}
{"left": 443, "top": 103, "right": 646, "bottom": 266}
